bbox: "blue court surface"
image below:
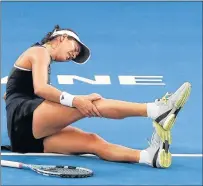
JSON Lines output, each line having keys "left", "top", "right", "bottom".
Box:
{"left": 1, "top": 2, "right": 202, "bottom": 185}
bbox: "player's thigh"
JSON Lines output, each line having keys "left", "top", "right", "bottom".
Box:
{"left": 43, "top": 126, "right": 107, "bottom": 154}
{"left": 33, "top": 100, "right": 85, "bottom": 139}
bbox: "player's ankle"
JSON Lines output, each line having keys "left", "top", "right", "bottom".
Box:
{"left": 139, "top": 150, "right": 151, "bottom": 165}
{"left": 147, "top": 102, "right": 159, "bottom": 119}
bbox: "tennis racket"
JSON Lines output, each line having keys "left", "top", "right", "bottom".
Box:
{"left": 1, "top": 160, "right": 93, "bottom": 178}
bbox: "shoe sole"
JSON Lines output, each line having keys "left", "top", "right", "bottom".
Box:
{"left": 153, "top": 122, "right": 172, "bottom": 168}
{"left": 154, "top": 122, "right": 172, "bottom": 144}
{"left": 158, "top": 149, "right": 172, "bottom": 168}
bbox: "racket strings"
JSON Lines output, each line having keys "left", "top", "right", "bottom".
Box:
{"left": 44, "top": 168, "right": 85, "bottom": 174}
{"left": 33, "top": 166, "right": 92, "bottom": 176}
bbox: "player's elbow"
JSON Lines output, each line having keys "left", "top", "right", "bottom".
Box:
{"left": 34, "top": 85, "right": 46, "bottom": 96}
{"left": 34, "top": 87, "right": 42, "bottom": 96}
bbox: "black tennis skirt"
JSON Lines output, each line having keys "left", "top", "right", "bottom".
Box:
{"left": 5, "top": 95, "right": 45, "bottom": 153}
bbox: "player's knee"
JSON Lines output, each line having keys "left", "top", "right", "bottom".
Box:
{"left": 88, "top": 133, "right": 107, "bottom": 148}
{"left": 87, "top": 133, "right": 108, "bottom": 151}
{"left": 87, "top": 133, "right": 111, "bottom": 156}
{"left": 88, "top": 133, "right": 100, "bottom": 142}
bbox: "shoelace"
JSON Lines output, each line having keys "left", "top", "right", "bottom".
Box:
{"left": 146, "top": 131, "right": 160, "bottom": 149}
{"left": 156, "top": 92, "right": 172, "bottom": 104}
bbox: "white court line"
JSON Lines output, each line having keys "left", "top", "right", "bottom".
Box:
{"left": 1, "top": 153, "right": 203, "bottom": 157}
{"left": 135, "top": 83, "right": 165, "bottom": 86}
{"left": 172, "top": 154, "right": 202, "bottom": 157}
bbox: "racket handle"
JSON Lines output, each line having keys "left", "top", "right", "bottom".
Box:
{"left": 1, "top": 160, "right": 23, "bottom": 168}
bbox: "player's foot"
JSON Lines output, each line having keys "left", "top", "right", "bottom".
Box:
{"left": 153, "top": 82, "right": 191, "bottom": 130}
{"left": 145, "top": 124, "right": 172, "bottom": 168}
{"left": 145, "top": 82, "right": 191, "bottom": 168}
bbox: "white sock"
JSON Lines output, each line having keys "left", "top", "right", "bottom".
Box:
{"left": 147, "top": 102, "right": 160, "bottom": 119}
{"left": 139, "top": 150, "right": 151, "bottom": 165}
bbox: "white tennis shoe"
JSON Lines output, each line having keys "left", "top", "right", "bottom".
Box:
{"left": 153, "top": 82, "right": 191, "bottom": 131}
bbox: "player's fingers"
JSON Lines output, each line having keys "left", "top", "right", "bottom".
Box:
{"left": 92, "top": 105, "right": 102, "bottom": 117}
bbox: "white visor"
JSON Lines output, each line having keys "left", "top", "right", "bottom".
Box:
{"left": 50, "top": 30, "right": 91, "bottom": 64}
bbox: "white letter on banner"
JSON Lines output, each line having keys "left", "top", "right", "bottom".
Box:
{"left": 118, "top": 76, "right": 165, "bottom": 85}
{"left": 57, "top": 75, "right": 111, "bottom": 84}
{"left": 1, "top": 76, "right": 8, "bottom": 84}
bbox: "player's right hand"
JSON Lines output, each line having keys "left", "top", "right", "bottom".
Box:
{"left": 72, "top": 96, "right": 102, "bottom": 118}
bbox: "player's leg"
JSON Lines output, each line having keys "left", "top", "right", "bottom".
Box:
{"left": 43, "top": 125, "right": 172, "bottom": 168}
{"left": 33, "top": 82, "right": 191, "bottom": 140}
{"left": 43, "top": 126, "right": 141, "bottom": 162}
{"left": 32, "top": 99, "right": 147, "bottom": 139}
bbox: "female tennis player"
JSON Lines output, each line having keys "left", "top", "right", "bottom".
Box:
{"left": 4, "top": 25, "right": 191, "bottom": 168}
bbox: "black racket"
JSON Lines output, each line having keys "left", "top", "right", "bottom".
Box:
{"left": 1, "top": 160, "right": 93, "bottom": 178}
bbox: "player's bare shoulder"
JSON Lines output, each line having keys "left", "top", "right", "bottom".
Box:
{"left": 26, "top": 46, "right": 51, "bottom": 66}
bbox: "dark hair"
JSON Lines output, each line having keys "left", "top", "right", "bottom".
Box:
{"left": 40, "top": 25, "right": 78, "bottom": 44}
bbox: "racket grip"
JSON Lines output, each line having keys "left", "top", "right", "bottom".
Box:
{"left": 1, "top": 160, "right": 23, "bottom": 168}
